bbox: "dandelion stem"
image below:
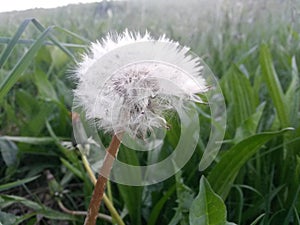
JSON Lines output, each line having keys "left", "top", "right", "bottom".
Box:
{"left": 84, "top": 134, "right": 123, "bottom": 225}
{"left": 82, "top": 154, "right": 125, "bottom": 225}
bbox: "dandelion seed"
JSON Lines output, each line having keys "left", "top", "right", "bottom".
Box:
{"left": 73, "top": 30, "right": 208, "bottom": 140}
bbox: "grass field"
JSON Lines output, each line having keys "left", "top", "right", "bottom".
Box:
{"left": 0, "top": 0, "right": 300, "bottom": 225}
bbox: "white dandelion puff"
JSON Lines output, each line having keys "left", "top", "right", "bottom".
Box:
{"left": 73, "top": 30, "right": 208, "bottom": 140}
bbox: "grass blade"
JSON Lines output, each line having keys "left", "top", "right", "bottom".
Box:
{"left": 0, "top": 175, "right": 40, "bottom": 192}
{"left": 0, "top": 27, "right": 53, "bottom": 101}
{"left": 285, "top": 56, "right": 299, "bottom": 126}
{"left": 0, "top": 19, "right": 31, "bottom": 68}
{"left": 208, "top": 128, "right": 293, "bottom": 200}
{"left": 294, "top": 207, "right": 300, "bottom": 225}
{"left": 0, "top": 37, "right": 87, "bottom": 48}
{"left": 31, "top": 18, "right": 77, "bottom": 62}
{"left": 221, "top": 65, "right": 258, "bottom": 130}
{"left": 249, "top": 213, "right": 265, "bottom": 225}
{"left": 60, "top": 157, "right": 83, "bottom": 180}
{"left": 0, "top": 136, "right": 56, "bottom": 145}
{"left": 260, "top": 43, "right": 290, "bottom": 127}
{"left": 0, "top": 195, "right": 76, "bottom": 221}
{"left": 55, "top": 26, "right": 91, "bottom": 44}
{"left": 148, "top": 185, "right": 176, "bottom": 225}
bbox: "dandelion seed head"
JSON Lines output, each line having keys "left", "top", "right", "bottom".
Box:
{"left": 73, "top": 30, "right": 208, "bottom": 140}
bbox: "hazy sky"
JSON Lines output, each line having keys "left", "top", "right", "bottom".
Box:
{"left": 0, "top": 0, "right": 99, "bottom": 13}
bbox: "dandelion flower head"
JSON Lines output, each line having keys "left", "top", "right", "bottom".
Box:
{"left": 73, "top": 30, "right": 208, "bottom": 140}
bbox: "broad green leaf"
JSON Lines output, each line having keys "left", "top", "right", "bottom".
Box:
{"left": 54, "top": 76, "right": 73, "bottom": 106}
{"left": 0, "top": 139, "right": 19, "bottom": 166}
{"left": 15, "top": 90, "right": 39, "bottom": 118}
{"left": 23, "top": 101, "right": 53, "bottom": 136}
{"left": 189, "top": 176, "right": 236, "bottom": 225}
{"left": 0, "top": 27, "right": 53, "bottom": 101}
{"left": 33, "top": 69, "right": 58, "bottom": 101}
{"left": 116, "top": 146, "right": 143, "bottom": 225}
{"left": 50, "top": 46, "right": 70, "bottom": 69}
{"left": 208, "top": 128, "right": 293, "bottom": 200}
{"left": 0, "top": 175, "right": 40, "bottom": 192}
{"left": 35, "top": 45, "right": 52, "bottom": 65}
{"left": 117, "top": 184, "right": 143, "bottom": 225}
{"left": 13, "top": 89, "right": 55, "bottom": 137}
{"left": 233, "top": 102, "right": 265, "bottom": 143}
{"left": 260, "top": 44, "right": 289, "bottom": 128}
{"left": 0, "top": 211, "right": 18, "bottom": 225}
{"left": 221, "top": 65, "right": 258, "bottom": 131}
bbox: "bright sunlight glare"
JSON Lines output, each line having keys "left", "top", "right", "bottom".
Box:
{"left": 0, "top": 0, "right": 100, "bottom": 13}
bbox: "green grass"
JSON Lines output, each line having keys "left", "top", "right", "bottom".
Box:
{"left": 0, "top": 1, "right": 300, "bottom": 225}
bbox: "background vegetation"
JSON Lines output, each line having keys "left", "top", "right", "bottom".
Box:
{"left": 0, "top": 0, "right": 299, "bottom": 224}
